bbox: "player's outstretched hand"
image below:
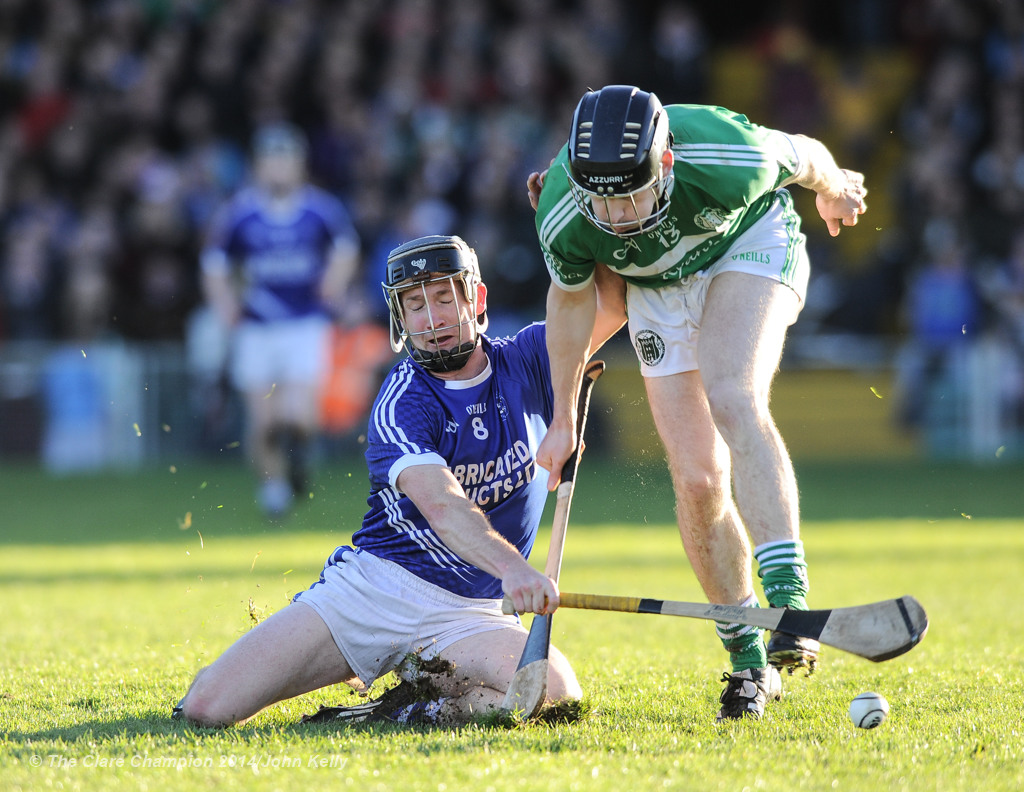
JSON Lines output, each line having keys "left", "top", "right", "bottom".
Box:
{"left": 536, "top": 423, "right": 575, "bottom": 492}
{"left": 816, "top": 169, "right": 867, "bottom": 237}
{"left": 504, "top": 569, "right": 560, "bottom": 615}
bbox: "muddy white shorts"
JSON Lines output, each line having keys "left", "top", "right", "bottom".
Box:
{"left": 230, "top": 315, "right": 330, "bottom": 392}
{"left": 292, "top": 547, "right": 518, "bottom": 690}
{"left": 626, "top": 193, "right": 810, "bottom": 377}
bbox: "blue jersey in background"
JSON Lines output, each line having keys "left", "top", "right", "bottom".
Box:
{"left": 201, "top": 184, "right": 358, "bottom": 322}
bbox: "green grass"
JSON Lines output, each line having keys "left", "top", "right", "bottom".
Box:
{"left": 2, "top": 458, "right": 1023, "bottom": 791}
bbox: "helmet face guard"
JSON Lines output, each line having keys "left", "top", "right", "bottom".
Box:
{"left": 566, "top": 167, "right": 674, "bottom": 237}
{"left": 567, "top": 85, "right": 674, "bottom": 237}
{"left": 382, "top": 235, "right": 487, "bottom": 373}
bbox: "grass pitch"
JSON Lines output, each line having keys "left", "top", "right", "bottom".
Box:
{"left": 1, "top": 457, "right": 1023, "bottom": 791}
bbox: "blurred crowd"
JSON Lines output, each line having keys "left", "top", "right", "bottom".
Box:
{"left": 1, "top": 0, "right": 1024, "bottom": 433}
{"left": 1, "top": 0, "right": 694, "bottom": 343}
{"left": 884, "top": 0, "right": 1024, "bottom": 441}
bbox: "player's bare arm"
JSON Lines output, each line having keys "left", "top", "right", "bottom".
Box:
{"left": 538, "top": 271, "right": 623, "bottom": 483}
{"left": 319, "top": 237, "right": 361, "bottom": 320}
{"left": 397, "top": 463, "right": 560, "bottom": 615}
{"left": 201, "top": 268, "right": 241, "bottom": 328}
{"left": 538, "top": 281, "right": 598, "bottom": 490}
{"left": 593, "top": 263, "right": 627, "bottom": 348}
{"left": 786, "top": 134, "right": 868, "bottom": 237}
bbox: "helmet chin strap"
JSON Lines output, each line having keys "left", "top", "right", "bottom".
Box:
{"left": 410, "top": 339, "right": 479, "bottom": 373}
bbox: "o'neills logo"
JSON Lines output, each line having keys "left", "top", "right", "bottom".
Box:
{"left": 634, "top": 329, "right": 666, "bottom": 366}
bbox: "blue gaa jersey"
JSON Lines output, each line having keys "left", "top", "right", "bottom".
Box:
{"left": 201, "top": 184, "right": 358, "bottom": 321}
{"left": 346, "top": 322, "right": 553, "bottom": 599}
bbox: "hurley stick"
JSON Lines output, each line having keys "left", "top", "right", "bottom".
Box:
{"left": 500, "top": 359, "right": 605, "bottom": 717}
{"left": 505, "top": 592, "right": 928, "bottom": 664}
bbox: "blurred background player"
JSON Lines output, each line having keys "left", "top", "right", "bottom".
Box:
{"left": 175, "top": 235, "right": 611, "bottom": 727}
{"left": 200, "top": 122, "right": 361, "bottom": 518}
{"left": 529, "top": 85, "right": 867, "bottom": 721}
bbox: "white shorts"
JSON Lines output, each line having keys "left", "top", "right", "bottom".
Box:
{"left": 292, "top": 548, "right": 518, "bottom": 690}
{"left": 230, "top": 315, "right": 330, "bottom": 392}
{"left": 626, "top": 195, "right": 810, "bottom": 377}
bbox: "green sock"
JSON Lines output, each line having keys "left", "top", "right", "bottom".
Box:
{"left": 755, "top": 539, "right": 809, "bottom": 610}
{"left": 728, "top": 635, "right": 768, "bottom": 672}
{"left": 715, "top": 594, "right": 768, "bottom": 672}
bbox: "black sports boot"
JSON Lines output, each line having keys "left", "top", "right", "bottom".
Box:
{"left": 715, "top": 666, "right": 782, "bottom": 722}
{"left": 766, "top": 607, "right": 820, "bottom": 675}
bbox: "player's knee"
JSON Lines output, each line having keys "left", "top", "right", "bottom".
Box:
{"left": 177, "top": 693, "right": 235, "bottom": 728}
{"left": 176, "top": 670, "right": 242, "bottom": 728}
{"left": 548, "top": 674, "right": 583, "bottom": 703}
{"left": 669, "top": 463, "right": 725, "bottom": 508}
{"left": 704, "top": 382, "right": 766, "bottom": 448}
{"left": 547, "top": 653, "right": 583, "bottom": 702}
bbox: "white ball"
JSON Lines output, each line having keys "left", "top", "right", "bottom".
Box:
{"left": 849, "top": 691, "right": 889, "bottom": 729}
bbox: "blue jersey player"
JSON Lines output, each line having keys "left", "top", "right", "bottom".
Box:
{"left": 200, "top": 122, "right": 361, "bottom": 518}
{"left": 176, "top": 235, "right": 615, "bottom": 727}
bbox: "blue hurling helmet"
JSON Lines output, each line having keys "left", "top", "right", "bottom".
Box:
{"left": 383, "top": 235, "right": 487, "bottom": 373}
{"left": 567, "top": 85, "right": 674, "bottom": 237}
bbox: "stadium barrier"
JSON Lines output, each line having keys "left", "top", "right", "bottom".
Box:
{"left": 1, "top": 335, "right": 1021, "bottom": 469}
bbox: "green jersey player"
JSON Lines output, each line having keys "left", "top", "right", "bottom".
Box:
{"left": 530, "top": 85, "right": 867, "bottom": 721}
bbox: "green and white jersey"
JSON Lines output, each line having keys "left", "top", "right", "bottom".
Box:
{"left": 536, "top": 104, "right": 803, "bottom": 291}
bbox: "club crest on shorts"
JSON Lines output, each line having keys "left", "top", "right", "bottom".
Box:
{"left": 634, "top": 329, "right": 666, "bottom": 366}
{"left": 694, "top": 207, "right": 726, "bottom": 231}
